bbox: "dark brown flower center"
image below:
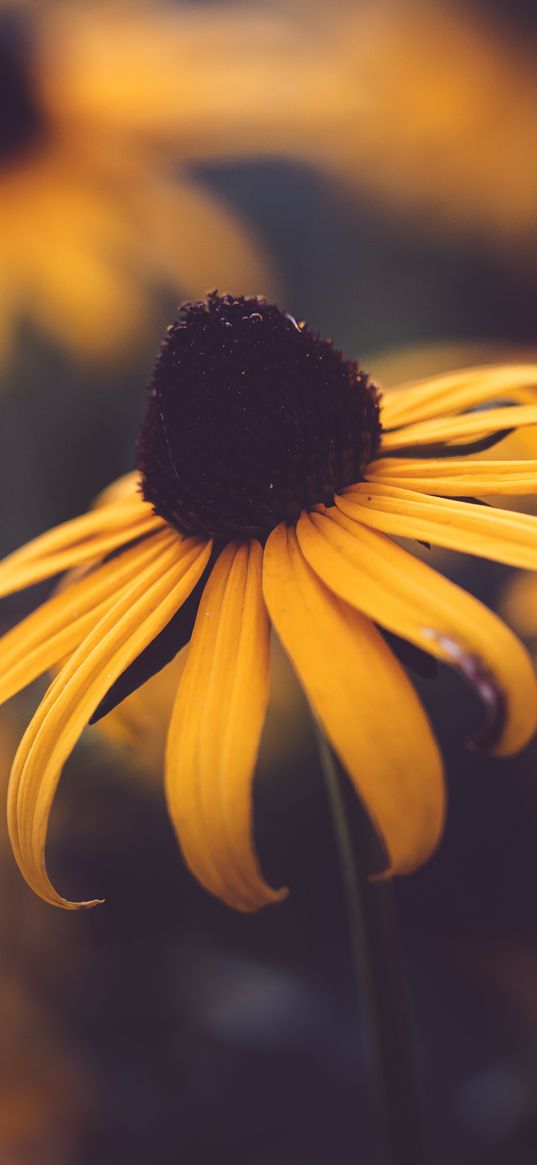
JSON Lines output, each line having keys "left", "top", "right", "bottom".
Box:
{"left": 0, "top": 12, "right": 46, "bottom": 166}
{"left": 138, "top": 292, "right": 381, "bottom": 539}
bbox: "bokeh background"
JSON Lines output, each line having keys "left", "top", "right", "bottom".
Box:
{"left": 1, "top": 0, "right": 537, "bottom": 1161}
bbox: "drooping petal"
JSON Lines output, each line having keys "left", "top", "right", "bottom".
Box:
{"left": 3, "top": 497, "right": 157, "bottom": 562}
{"left": 367, "top": 457, "right": 537, "bottom": 496}
{"left": 337, "top": 483, "right": 537, "bottom": 570}
{"left": 297, "top": 509, "right": 537, "bottom": 755}
{"left": 381, "top": 403, "right": 537, "bottom": 452}
{"left": 89, "top": 550, "right": 215, "bottom": 725}
{"left": 263, "top": 525, "right": 445, "bottom": 877}
{"left": 0, "top": 500, "right": 163, "bottom": 598}
{"left": 0, "top": 531, "right": 173, "bottom": 705}
{"left": 7, "top": 536, "right": 212, "bottom": 908}
{"left": 381, "top": 364, "right": 537, "bottom": 430}
{"left": 166, "top": 541, "right": 286, "bottom": 912}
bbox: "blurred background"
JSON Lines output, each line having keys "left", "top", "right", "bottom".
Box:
{"left": 1, "top": 0, "right": 537, "bottom": 1161}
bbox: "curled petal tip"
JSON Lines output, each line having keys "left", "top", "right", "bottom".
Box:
{"left": 61, "top": 896, "right": 105, "bottom": 911}
{"left": 461, "top": 665, "right": 507, "bottom": 753}
{"left": 422, "top": 630, "right": 506, "bottom": 752}
{"left": 233, "top": 885, "right": 289, "bottom": 913}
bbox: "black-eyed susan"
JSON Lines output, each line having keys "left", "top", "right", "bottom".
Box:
{"left": 4, "top": 292, "right": 537, "bottom": 911}
{"left": 0, "top": 1, "right": 280, "bottom": 365}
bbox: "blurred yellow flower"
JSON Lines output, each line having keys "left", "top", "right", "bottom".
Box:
{"left": 2, "top": 294, "right": 537, "bottom": 912}
{"left": 298, "top": 0, "right": 537, "bottom": 247}
{"left": 0, "top": 0, "right": 280, "bottom": 365}
{"left": 1, "top": 0, "right": 535, "bottom": 366}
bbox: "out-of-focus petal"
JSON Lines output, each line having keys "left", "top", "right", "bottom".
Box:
{"left": 501, "top": 573, "right": 537, "bottom": 643}
{"left": 137, "top": 177, "right": 281, "bottom": 303}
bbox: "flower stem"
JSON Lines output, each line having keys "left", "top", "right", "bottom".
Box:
{"left": 314, "top": 724, "right": 427, "bottom": 1165}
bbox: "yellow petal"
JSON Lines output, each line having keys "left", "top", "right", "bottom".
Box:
{"left": 92, "top": 472, "right": 141, "bottom": 508}
{"left": 4, "top": 498, "right": 154, "bottom": 562}
{"left": 21, "top": 221, "right": 154, "bottom": 362}
{"left": 263, "top": 525, "right": 445, "bottom": 877}
{"left": 7, "top": 536, "right": 212, "bottom": 908}
{"left": 338, "top": 483, "right": 537, "bottom": 570}
{"left": 367, "top": 457, "right": 537, "bottom": 496}
{"left": 166, "top": 541, "right": 286, "bottom": 912}
{"left": 382, "top": 364, "right": 537, "bottom": 430}
{"left": 0, "top": 531, "right": 173, "bottom": 705}
{"left": 297, "top": 508, "right": 537, "bottom": 756}
{"left": 0, "top": 501, "right": 162, "bottom": 598}
{"left": 381, "top": 404, "right": 537, "bottom": 452}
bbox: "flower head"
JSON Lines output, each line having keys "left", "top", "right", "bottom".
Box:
{"left": 3, "top": 294, "right": 537, "bottom": 911}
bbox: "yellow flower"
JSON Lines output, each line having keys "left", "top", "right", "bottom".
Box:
{"left": 2, "top": 0, "right": 534, "bottom": 369}
{"left": 295, "top": 0, "right": 537, "bottom": 248}
{"left": 0, "top": 1, "right": 279, "bottom": 364}
{"left": 3, "top": 293, "right": 537, "bottom": 912}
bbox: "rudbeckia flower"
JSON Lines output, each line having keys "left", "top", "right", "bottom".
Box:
{"left": 3, "top": 293, "right": 537, "bottom": 911}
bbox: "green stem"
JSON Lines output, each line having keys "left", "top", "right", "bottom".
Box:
{"left": 315, "top": 725, "right": 427, "bottom": 1165}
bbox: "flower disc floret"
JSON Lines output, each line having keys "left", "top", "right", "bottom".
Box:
{"left": 138, "top": 292, "right": 381, "bottom": 538}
